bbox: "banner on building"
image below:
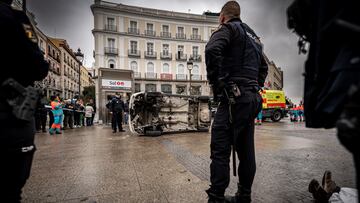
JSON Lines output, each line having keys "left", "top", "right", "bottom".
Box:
{"left": 102, "top": 79, "right": 132, "bottom": 90}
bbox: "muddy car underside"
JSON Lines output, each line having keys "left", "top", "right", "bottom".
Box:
{"left": 129, "top": 92, "right": 211, "bottom": 136}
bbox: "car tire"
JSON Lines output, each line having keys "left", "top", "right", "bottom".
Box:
{"left": 271, "top": 110, "right": 282, "bottom": 122}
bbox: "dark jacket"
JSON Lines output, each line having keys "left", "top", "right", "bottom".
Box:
{"left": 205, "top": 18, "right": 268, "bottom": 88}
{"left": 0, "top": 2, "right": 49, "bottom": 150}
{"left": 110, "top": 97, "right": 125, "bottom": 113}
{"left": 288, "top": 0, "right": 360, "bottom": 128}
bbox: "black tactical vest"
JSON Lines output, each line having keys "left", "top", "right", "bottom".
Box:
{"left": 220, "top": 20, "right": 263, "bottom": 84}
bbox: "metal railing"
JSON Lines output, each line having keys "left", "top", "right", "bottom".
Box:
{"left": 191, "top": 74, "right": 202, "bottom": 80}
{"left": 133, "top": 72, "right": 141, "bottom": 78}
{"left": 160, "top": 32, "right": 171, "bottom": 38}
{"left": 104, "top": 47, "right": 118, "bottom": 55}
{"left": 190, "top": 54, "right": 202, "bottom": 62}
{"left": 128, "top": 28, "right": 140, "bottom": 35}
{"left": 105, "top": 24, "right": 117, "bottom": 31}
{"left": 176, "top": 33, "right": 186, "bottom": 39}
{"left": 176, "top": 53, "right": 187, "bottom": 61}
{"left": 190, "top": 34, "right": 201, "bottom": 40}
{"left": 160, "top": 73, "right": 173, "bottom": 80}
{"left": 144, "top": 30, "right": 156, "bottom": 36}
{"left": 144, "top": 51, "right": 157, "bottom": 59}
{"left": 145, "top": 72, "right": 157, "bottom": 79}
{"left": 128, "top": 50, "right": 141, "bottom": 57}
{"left": 160, "top": 52, "right": 172, "bottom": 60}
{"left": 176, "top": 74, "right": 187, "bottom": 80}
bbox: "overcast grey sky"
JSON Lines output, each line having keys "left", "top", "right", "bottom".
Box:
{"left": 27, "top": 0, "right": 306, "bottom": 103}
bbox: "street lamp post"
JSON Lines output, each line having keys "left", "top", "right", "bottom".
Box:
{"left": 187, "top": 58, "right": 193, "bottom": 95}
{"left": 75, "top": 48, "right": 84, "bottom": 96}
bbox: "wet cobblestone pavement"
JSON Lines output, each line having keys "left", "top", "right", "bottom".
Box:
{"left": 23, "top": 120, "right": 355, "bottom": 202}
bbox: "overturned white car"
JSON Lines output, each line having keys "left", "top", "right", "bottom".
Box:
{"left": 129, "top": 92, "right": 211, "bottom": 136}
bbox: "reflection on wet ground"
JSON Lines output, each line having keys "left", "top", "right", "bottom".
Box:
{"left": 22, "top": 120, "right": 355, "bottom": 203}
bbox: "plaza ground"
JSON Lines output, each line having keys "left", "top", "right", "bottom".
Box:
{"left": 23, "top": 120, "right": 356, "bottom": 202}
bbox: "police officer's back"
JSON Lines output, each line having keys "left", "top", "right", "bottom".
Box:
{"left": 0, "top": 0, "right": 49, "bottom": 201}
{"left": 205, "top": 1, "right": 268, "bottom": 202}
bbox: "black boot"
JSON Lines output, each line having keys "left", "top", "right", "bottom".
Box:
{"left": 225, "top": 184, "right": 251, "bottom": 203}
{"left": 206, "top": 189, "right": 225, "bottom": 203}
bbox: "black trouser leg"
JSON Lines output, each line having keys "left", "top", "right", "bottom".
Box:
{"left": 35, "top": 113, "right": 41, "bottom": 131}
{"left": 112, "top": 113, "right": 116, "bottom": 131}
{"left": 1, "top": 151, "right": 35, "bottom": 203}
{"left": 40, "top": 113, "right": 47, "bottom": 131}
{"left": 354, "top": 154, "right": 360, "bottom": 202}
{"left": 209, "top": 103, "right": 232, "bottom": 195}
{"left": 236, "top": 122, "right": 256, "bottom": 190}
{"left": 117, "top": 112, "right": 123, "bottom": 130}
{"left": 49, "top": 111, "right": 54, "bottom": 129}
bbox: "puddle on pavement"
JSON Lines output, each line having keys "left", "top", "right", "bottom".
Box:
{"left": 256, "top": 135, "right": 315, "bottom": 151}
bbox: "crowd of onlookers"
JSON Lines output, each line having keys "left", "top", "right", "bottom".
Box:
{"left": 34, "top": 94, "right": 96, "bottom": 135}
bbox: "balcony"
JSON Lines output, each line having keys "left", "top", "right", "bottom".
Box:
{"left": 104, "top": 47, "right": 118, "bottom": 55}
{"left": 144, "top": 51, "right": 157, "bottom": 59}
{"left": 191, "top": 74, "right": 202, "bottom": 80}
{"left": 105, "top": 24, "right": 117, "bottom": 32}
{"left": 160, "top": 73, "right": 173, "bottom": 80}
{"left": 190, "top": 54, "right": 202, "bottom": 62}
{"left": 128, "top": 28, "right": 140, "bottom": 35}
{"left": 144, "top": 30, "right": 156, "bottom": 37}
{"left": 160, "top": 52, "right": 172, "bottom": 60}
{"left": 190, "top": 34, "right": 201, "bottom": 41}
{"left": 176, "top": 74, "right": 187, "bottom": 80}
{"left": 134, "top": 72, "right": 141, "bottom": 78}
{"left": 160, "top": 32, "right": 171, "bottom": 38}
{"left": 128, "top": 50, "right": 141, "bottom": 58}
{"left": 145, "top": 72, "right": 157, "bottom": 79}
{"left": 176, "top": 33, "right": 186, "bottom": 39}
{"left": 176, "top": 53, "right": 187, "bottom": 61}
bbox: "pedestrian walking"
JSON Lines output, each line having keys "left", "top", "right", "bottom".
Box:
{"left": 205, "top": 1, "right": 268, "bottom": 202}
{"left": 255, "top": 110, "right": 263, "bottom": 125}
{"left": 0, "top": 0, "right": 49, "bottom": 200}
{"left": 85, "top": 103, "right": 94, "bottom": 126}
{"left": 49, "top": 96, "right": 63, "bottom": 135}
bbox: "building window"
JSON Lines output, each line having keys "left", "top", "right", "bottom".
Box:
{"left": 145, "top": 84, "right": 156, "bottom": 92}
{"left": 108, "top": 38, "right": 115, "bottom": 48}
{"left": 162, "top": 25, "right": 169, "bottom": 32}
{"left": 147, "top": 23, "right": 153, "bottom": 31}
{"left": 107, "top": 17, "right": 115, "bottom": 26}
{"left": 147, "top": 42, "right": 154, "bottom": 54}
{"left": 130, "top": 21, "right": 137, "bottom": 29}
{"left": 135, "top": 83, "right": 141, "bottom": 92}
{"left": 108, "top": 59, "right": 115, "bottom": 69}
{"left": 162, "top": 44, "right": 169, "bottom": 55}
{"left": 177, "top": 26, "right": 184, "bottom": 34}
{"left": 130, "top": 61, "right": 138, "bottom": 72}
{"left": 176, "top": 85, "right": 187, "bottom": 95}
{"left": 130, "top": 41, "right": 137, "bottom": 53}
{"left": 161, "top": 84, "right": 172, "bottom": 94}
{"left": 177, "top": 64, "right": 185, "bottom": 74}
{"left": 192, "top": 46, "right": 199, "bottom": 56}
{"left": 178, "top": 45, "right": 184, "bottom": 55}
{"left": 163, "top": 63, "right": 170, "bottom": 73}
{"left": 192, "top": 28, "right": 199, "bottom": 35}
{"left": 191, "top": 86, "right": 201, "bottom": 95}
{"left": 147, "top": 62, "right": 154, "bottom": 72}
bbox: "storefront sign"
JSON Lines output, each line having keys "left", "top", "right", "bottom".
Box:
{"left": 102, "top": 79, "right": 132, "bottom": 89}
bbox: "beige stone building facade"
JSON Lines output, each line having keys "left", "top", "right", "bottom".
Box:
{"left": 264, "top": 55, "right": 284, "bottom": 90}
{"left": 80, "top": 65, "right": 95, "bottom": 93}
{"left": 50, "top": 38, "right": 81, "bottom": 99}
{"left": 91, "top": 0, "right": 219, "bottom": 98}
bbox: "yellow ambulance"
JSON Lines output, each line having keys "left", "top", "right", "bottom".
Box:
{"left": 260, "top": 90, "right": 287, "bottom": 122}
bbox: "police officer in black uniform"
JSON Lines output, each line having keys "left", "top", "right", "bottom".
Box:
{"left": 0, "top": 0, "right": 49, "bottom": 201}
{"left": 108, "top": 94, "right": 125, "bottom": 133}
{"left": 205, "top": 1, "right": 268, "bottom": 202}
